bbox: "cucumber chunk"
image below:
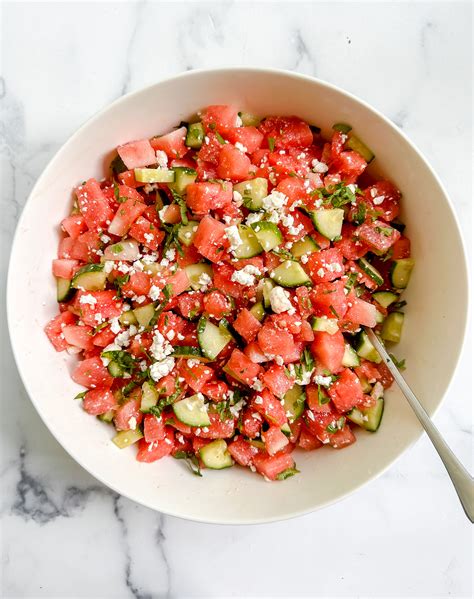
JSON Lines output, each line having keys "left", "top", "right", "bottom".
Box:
{"left": 197, "top": 317, "right": 233, "bottom": 360}
{"left": 372, "top": 291, "right": 398, "bottom": 308}
{"left": 239, "top": 112, "right": 261, "bottom": 127}
{"left": 342, "top": 343, "right": 360, "bottom": 367}
{"left": 375, "top": 309, "right": 385, "bottom": 324}
{"left": 250, "top": 221, "right": 283, "bottom": 251}
{"left": 171, "top": 167, "right": 197, "bottom": 194}
{"left": 249, "top": 301, "right": 266, "bottom": 322}
{"left": 233, "top": 225, "right": 263, "bottom": 258}
{"left": 310, "top": 209, "right": 344, "bottom": 241}
{"left": 141, "top": 381, "right": 159, "bottom": 412}
{"left": 177, "top": 220, "right": 199, "bottom": 247}
{"left": 172, "top": 346, "right": 207, "bottom": 360}
{"left": 381, "top": 311, "right": 404, "bottom": 343}
{"left": 72, "top": 264, "right": 107, "bottom": 291}
{"left": 57, "top": 277, "right": 73, "bottom": 302}
{"left": 133, "top": 303, "right": 156, "bottom": 328}
{"left": 185, "top": 122, "right": 204, "bottom": 149}
{"left": 290, "top": 235, "right": 319, "bottom": 259}
{"left": 283, "top": 384, "right": 305, "bottom": 423}
{"left": 346, "top": 134, "right": 375, "bottom": 163}
{"left": 332, "top": 123, "right": 352, "bottom": 134}
{"left": 233, "top": 178, "right": 268, "bottom": 211}
{"left": 119, "top": 310, "right": 138, "bottom": 326}
{"left": 173, "top": 394, "right": 211, "bottom": 427}
{"left": 357, "top": 258, "right": 384, "bottom": 286}
{"left": 390, "top": 258, "right": 414, "bottom": 289}
{"left": 270, "top": 260, "right": 311, "bottom": 288}
{"left": 185, "top": 263, "right": 213, "bottom": 290}
{"left": 355, "top": 331, "right": 382, "bottom": 364}
{"left": 199, "top": 439, "right": 233, "bottom": 469}
{"left": 98, "top": 409, "right": 115, "bottom": 423}
{"left": 262, "top": 278, "right": 276, "bottom": 308}
{"left": 134, "top": 168, "right": 175, "bottom": 183}
{"left": 311, "top": 316, "right": 339, "bottom": 335}
{"left": 112, "top": 429, "right": 143, "bottom": 448}
{"left": 348, "top": 397, "right": 384, "bottom": 432}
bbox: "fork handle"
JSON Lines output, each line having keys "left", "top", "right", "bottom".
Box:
{"left": 365, "top": 328, "right": 474, "bottom": 523}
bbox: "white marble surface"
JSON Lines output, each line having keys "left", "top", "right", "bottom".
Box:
{"left": 1, "top": 2, "right": 472, "bottom": 598}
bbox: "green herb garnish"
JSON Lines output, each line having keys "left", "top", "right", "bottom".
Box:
{"left": 268, "top": 137, "right": 275, "bottom": 152}
{"left": 173, "top": 451, "right": 202, "bottom": 477}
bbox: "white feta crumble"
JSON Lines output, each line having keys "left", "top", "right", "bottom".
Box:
{"left": 139, "top": 360, "right": 148, "bottom": 372}
{"left": 314, "top": 374, "right": 332, "bottom": 387}
{"left": 150, "top": 330, "right": 174, "bottom": 361}
{"left": 128, "top": 417, "right": 137, "bottom": 430}
{"left": 231, "top": 265, "right": 261, "bottom": 286}
{"left": 143, "top": 183, "right": 158, "bottom": 194}
{"left": 269, "top": 286, "right": 294, "bottom": 314}
{"left": 155, "top": 150, "right": 168, "bottom": 168}
{"left": 245, "top": 212, "right": 264, "bottom": 226}
{"left": 166, "top": 329, "right": 175, "bottom": 341}
{"left": 149, "top": 285, "right": 162, "bottom": 301}
{"left": 262, "top": 190, "right": 288, "bottom": 212}
{"left": 311, "top": 159, "right": 328, "bottom": 174}
{"left": 109, "top": 317, "right": 121, "bottom": 334}
{"left": 144, "top": 232, "right": 154, "bottom": 244}
{"left": 149, "top": 357, "right": 175, "bottom": 381}
{"left": 301, "top": 253, "right": 309, "bottom": 264}
{"left": 251, "top": 379, "right": 263, "bottom": 391}
{"left": 317, "top": 267, "right": 325, "bottom": 277}
{"left": 372, "top": 195, "right": 385, "bottom": 205}
{"left": 275, "top": 356, "right": 284, "bottom": 366}
{"left": 103, "top": 261, "right": 115, "bottom": 274}
{"left": 198, "top": 272, "right": 212, "bottom": 289}
{"left": 254, "top": 395, "right": 263, "bottom": 405}
{"left": 234, "top": 141, "right": 248, "bottom": 153}
{"left": 232, "top": 190, "right": 243, "bottom": 205}
{"left": 158, "top": 206, "right": 168, "bottom": 222}
{"left": 100, "top": 234, "right": 111, "bottom": 244}
{"left": 326, "top": 262, "right": 343, "bottom": 273}
{"left": 347, "top": 183, "right": 357, "bottom": 194}
{"left": 225, "top": 225, "right": 243, "bottom": 253}
{"left": 79, "top": 294, "right": 97, "bottom": 306}
{"left": 187, "top": 359, "right": 200, "bottom": 368}
{"left": 115, "top": 325, "right": 137, "bottom": 348}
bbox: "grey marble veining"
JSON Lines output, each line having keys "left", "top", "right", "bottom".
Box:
{"left": 1, "top": 2, "right": 472, "bottom": 598}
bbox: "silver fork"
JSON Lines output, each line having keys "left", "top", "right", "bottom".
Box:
{"left": 363, "top": 327, "right": 473, "bottom": 523}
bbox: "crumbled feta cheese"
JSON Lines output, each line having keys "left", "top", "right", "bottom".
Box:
{"left": 231, "top": 264, "right": 261, "bottom": 286}
{"left": 103, "top": 261, "right": 115, "bottom": 274}
{"left": 262, "top": 190, "right": 287, "bottom": 212}
{"left": 139, "top": 360, "right": 148, "bottom": 372}
{"left": 115, "top": 325, "right": 136, "bottom": 348}
{"left": 100, "top": 234, "right": 111, "bottom": 244}
{"left": 225, "top": 225, "right": 243, "bottom": 253}
{"left": 317, "top": 267, "right": 325, "bottom": 277}
{"left": 165, "top": 248, "right": 176, "bottom": 261}
{"left": 150, "top": 330, "right": 174, "bottom": 361}
{"left": 149, "top": 285, "right": 161, "bottom": 301}
{"left": 149, "top": 357, "right": 175, "bottom": 381}
{"left": 109, "top": 317, "right": 121, "bottom": 334}
{"left": 347, "top": 183, "right": 357, "bottom": 194}
{"left": 301, "top": 253, "right": 309, "bottom": 264}
{"left": 116, "top": 262, "right": 130, "bottom": 274}
{"left": 155, "top": 150, "right": 168, "bottom": 168}
{"left": 143, "top": 183, "right": 158, "bottom": 194}
{"left": 232, "top": 190, "right": 243, "bottom": 205}
{"left": 187, "top": 359, "right": 200, "bottom": 368}
{"left": 158, "top": 206, "right": 168, "bottom": 222}
{"left": 245, "top": 212, "right": 264, "bottom": 226}
{"left": 314, "top": 374, "right": 332, "bottom": 387}
{"left": 234, "top": 141, "right": 248, "bottom": 153}
{"left": 79, "top": 294, "right": 97, "bottom": 306}
{"left": 166, "top": 329, "right": 175, "bottom": 341}
{"left": 372, "top": 195, "right": 385, "bottom": 205}
{"left": 251, "top": 379, "right": 263, "bottom": 391}
{"left": 269, "top": 286, "right": 294, "bottom": 314}
{"left": 254, "top": 395, "right": 263, "bottom": 405}
{"left": 198, "top": 272, "right": 212, "bottom": 289}
{"left": 275, "top": 356, "right": 284, "bottom": 366}
{"left": 128, "top": 417, "right": 137, "bottom": 430}
{"left": 142, "top": 253, "right": 158, "bottom": 264}
{"left": 311, "top": 159, "right": 328, "bottom": 173}
{"left": 326, "top": 262, "right": 342, "bottom": 273}
{"left": 144, "top": 232, "right": 154, "bottom": 244}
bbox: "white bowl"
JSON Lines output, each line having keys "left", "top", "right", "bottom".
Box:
{"left": 7, "top": 68, "right": 468, "bottom": 524}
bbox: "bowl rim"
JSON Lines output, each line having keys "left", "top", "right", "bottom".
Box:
{"left": 7, "top": 67, "right": 470, "bottom": 525}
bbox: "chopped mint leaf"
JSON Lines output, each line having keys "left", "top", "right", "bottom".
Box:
{"left": 389, "top": 353, "right": 406, "bottom": 370}
{"left": 74, "top": 391, "right": 87, "bottom": 400}
{"left": 173, "top": 451, "right": 202, "bottom": 477}
{"left": 268, "top": 137, "right": 275, "bottom": 152}
{"left": 276, "top": 467, "right": 300, "bottom": 480}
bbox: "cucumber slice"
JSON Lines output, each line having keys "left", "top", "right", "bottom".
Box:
{"left": 141, "top": 381, "right": 159, "bottom": 412}
{"left": 98, "top": 409, "right": 115, "bottom": 423}
{"left": 262, "top": 278, "right": 276, "bottom": 308}
{"left": 185, "top": 263, "right": 213, "bottom": 290}
{"left": 57, "top": 277, "right": 73, "bottom": 302}
{"left": 112, "top": 429, "right": 143, "bottom": 448}
{"left": 177, "top": 220, "right": 199, "bottom": 247}
{"left": 173, "top": 394, "right": 211, "bottom": 427}
{"left": 355, "top": 331, "right": 382, "bottom": 364}
{"left": 283, "top": 384, "right": 305, "bottom": 423}
{"left": 357, "top": 258, "right": 384, "bottom": 286}
{"left": 108, "top": 360, "right": 125, "bottom": 378}
{"left": 134, "top": 168, "right": 175, "bottom": 183}
{"left": 381, "top": 311, "right": 404, "bottom": 343}
{"left": 233, "top": 225, "right": 263, "bottom": 258}
{"left": 342, "top": 343, "right": 360, "bottom": 367}
{"left": 171, "top": 167, "right": 197, "bottom": 194}
{"left": 290, "top": 235, "right": 319, "bottom": 259}
{"left": 133, "top": 303, "right": 156, "bottom": 328}
{"left": 390, "top": 258, "right": 414, "bottom": 289}
{"left": 172, "top": 346, "right": 208, "bottom": 360}
{"left": 233, "top": 178, "right": 268, "bottom": 211}
{"left": 333, "top": 123, "right": 352, "bottom": 134}
{"left": 346, "top": 134, "right": 375, "bottom": 163}
{"left": 270, "top": 260, "right": 311, "bottom": 288}
{"left": 185, "top": 122, "right": 204, "bottom": 149}
{"left": 249, "top": 301, "right": 266, "bottom": 322}
{"left": 372, "top": 291, "right": 398, "bottom": 308}
{"left": 119, "top": 310, "right": 138, "bottom": 326}
{"left": 239, "top": 112, "right": 261, "bottom": 127}
{"left": 199, "top": 439, "right": 233, "bottom": 469}
{"left": 348, "top": 397, "right": 384, "bottom": 432}
{"left": 311, "top": 316, "right": 339, "bottom": 335}
{"left": 197, "top": 317, "right": 233, "bottom": 360}
{"left": 375, "top": 309, "right": 385, "bottom": 324}
{"left": 72, "top": 264, "right": 107, "bottom": 291}
{"left": 310, "top": 209, "right": 344, "bottom": 241}
{"left": 250, "top": 221, "right": 283, "bottom": 251}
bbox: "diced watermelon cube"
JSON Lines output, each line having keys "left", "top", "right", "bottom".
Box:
{"left": 263, "top": 426, "right": 290, "bottom": 456}
{"left": 262, "top": 364, "right": 295, "bottom": 398}
{"left": 310, "top": 330, "right": 345, "bottom": 373}
{"left": 253, "top": 451, "right": 296, "bottom": 480}
{"left": 150, "top": 127, "right": 188, "bottom": 159}
{"left": 83, "top": 389, "right": 117, "bottom": 416}
{"left": 186, "top": 182, "right": 232, "bottom": 214}
{"left": 328, "top": 368, "right": 364, "bottom": 412}
{"left": 117, "top": 139, "right": 156, "bottom": 169}
{"left": 233, "top": 308, "right": 262, "bottom": 343}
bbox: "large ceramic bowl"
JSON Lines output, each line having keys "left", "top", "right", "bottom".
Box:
{"left": 7, "top": 68, "right": 468, "bottom": 524}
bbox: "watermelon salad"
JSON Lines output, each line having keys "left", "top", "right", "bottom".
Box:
{"left": 45, "top": 106, "right": 414, "bottom": 481}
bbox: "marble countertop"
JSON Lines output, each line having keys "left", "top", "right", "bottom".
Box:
{"left": 1, "top": 2, "right": 472, "bottom": 598}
